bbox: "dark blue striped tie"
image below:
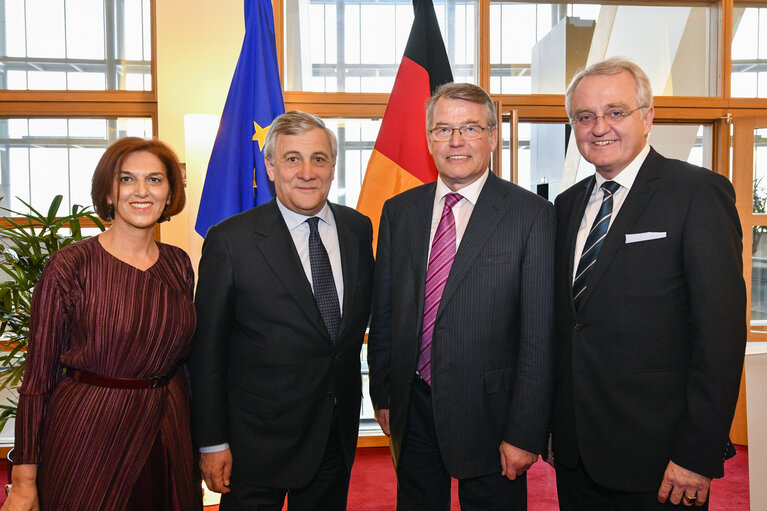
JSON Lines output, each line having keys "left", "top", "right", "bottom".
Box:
{"left": 307, "top": 217, "right": 341, "bottom": 342}
{"left": 572, "top": 181, "right": 620, "bottom": 310}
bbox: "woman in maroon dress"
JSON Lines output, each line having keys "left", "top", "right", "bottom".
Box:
{"left": 3, "top": 138, "right": 202, "bottom": 511}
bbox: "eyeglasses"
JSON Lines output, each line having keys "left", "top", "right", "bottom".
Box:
{"left": 428, "top": 124, "right": 494, "bottom": 142}
{"left": 571, "top": 106, "right": 647, "bottom": 128}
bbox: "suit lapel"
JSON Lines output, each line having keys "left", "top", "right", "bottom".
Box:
{"left": 575, "top": 149, "right": 663, "bottom": 310}
{"left": 255, "top": 200, "right": 329, "bottom": 341}
{"left": 332, "top": 204, "right": 360, "bottom": 342}
{"left": 409, "top": 184, "right": 438, "bottom": 319}
{"left": 438, "top": 173, "right": 510, "bottom": 316}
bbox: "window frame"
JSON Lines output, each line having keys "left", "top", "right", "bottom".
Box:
{"left": 0, "top": 0, "right": 159, "bottom": 229}
{"left": 272, "top": 0, "right": 767, "bottom": 447}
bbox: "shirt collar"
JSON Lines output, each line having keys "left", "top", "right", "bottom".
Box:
{"left": 275, "top": 198, "right": 335, "bottom": 232}
{"left": 435, "top": 169, "right": 489, "bottom": 205}
{"left": 593, "top": 143, "right": 650, "bottom": 192}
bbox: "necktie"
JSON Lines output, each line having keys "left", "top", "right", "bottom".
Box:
{"left": 417, "top": 192, "right": 463, "bottom": 385}
{"left": 572, "top": 181, "right": 621, "bottom": 310}
{"left": 307, "top": 217, "right": 341, "bottom": 342}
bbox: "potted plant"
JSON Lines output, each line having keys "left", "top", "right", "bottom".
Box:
{"left": 0, "top": 195, "right": 105, "bottom": 431}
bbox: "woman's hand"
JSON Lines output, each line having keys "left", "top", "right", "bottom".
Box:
{"left": 1, "top": 464, "right": 40, "bottom": 511}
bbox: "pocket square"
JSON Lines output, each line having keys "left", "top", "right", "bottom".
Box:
{"left": 625, "top": 231, "right": 667, "bottom": 244}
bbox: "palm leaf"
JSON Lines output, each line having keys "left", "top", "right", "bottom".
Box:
{"left": 0, "top": 195, "right": 106, "bottom": 425}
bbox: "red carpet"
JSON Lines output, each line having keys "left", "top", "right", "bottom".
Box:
{"left": 0, "top": 445, "right": 749, "bottom": 508}
{"left": 204, "top": 445, "right": 748, "bottom": 510}
{"left": 340, "top": 446, "right": 748, "bottom": 510}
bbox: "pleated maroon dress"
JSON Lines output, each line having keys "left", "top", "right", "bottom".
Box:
{"left": 13, "top": 236, "right": 202, "bottom": 510}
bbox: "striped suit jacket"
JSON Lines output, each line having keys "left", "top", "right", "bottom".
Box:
{"left": 368, "top": 171, "right": 556, "bottom": 478}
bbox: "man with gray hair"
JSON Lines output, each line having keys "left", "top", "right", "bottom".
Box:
{"left": 369, "top": 82, "right": 555, "bottom": 510}
{"left": 191, "top": 110, "right": 374, "bottom": 510}
{"left": 553, "top": 57, "right": 745, "bottom": 509}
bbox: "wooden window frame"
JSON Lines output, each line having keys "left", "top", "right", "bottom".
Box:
{"left": 0, "top": 0, "right": 159, "bottom": 229}
{"left": 272, "top": 0, "right": 767, "bottom": 446}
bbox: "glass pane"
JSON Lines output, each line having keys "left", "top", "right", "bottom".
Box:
{"left": 359, "top": 343, "right": 380, "bottom": 434}
{"left": 516, "top": 122, "right": 569, "bottom": 200}
{"left": 0, "top": 118, "right": 153, "bottom": 216}
{"left": 323, "top": 118, "right": 382, "bottom": 207}
{"left": 509, "top": 120, "right": 713, "bottom": 201}
{"left": 490, "top": 2, "right": 717, "bottom": 96}
{"left": 732, "top": 5, "right": 767, "bottom": 98}
{"left": 0, "top": 0, "right": 152, "bottom": 91}
{"left": 284, "top": 0, "right": 476, "bottom": 92}
{"left": 755, "top": 128, "right": 767, "bottom": 214}
{"left": 752, "top": 231, "right": 767, "bottom": 332}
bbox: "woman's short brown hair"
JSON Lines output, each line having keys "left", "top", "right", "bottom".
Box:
{"left": 91, "top": 137, "right": 186, "bottom": 222}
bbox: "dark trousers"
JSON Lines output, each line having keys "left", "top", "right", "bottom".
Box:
{"left": 220, "top": 411, "right": 350, "bottom": 511}
{"left": 556, "top": 457, "right": 709, "bottom": 511}
{"left": 396, "top": 377, "right": 527, "bottom": 511}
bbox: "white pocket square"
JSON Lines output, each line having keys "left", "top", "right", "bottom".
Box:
{"left": 625, "top": 231, "right": 667, "bottom": 244}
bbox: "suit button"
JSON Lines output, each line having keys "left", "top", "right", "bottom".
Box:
{"left": 332, "top": 352, "right": 339, "bottom": 359}
{"left": 574, "top": 323, "right": 584, "bottom": 331}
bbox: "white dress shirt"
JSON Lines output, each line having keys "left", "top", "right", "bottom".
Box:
{"left": 572, "top": 143, "right": 650, "bottom": 283}
{"left": 426, "top": 170, "right": 490, "bottom": 265}
{"left": 200, "top": 199, "right": 344, "bottom": 454}
{"left": 276, "top": 199, "right": 344, "bottom": 312}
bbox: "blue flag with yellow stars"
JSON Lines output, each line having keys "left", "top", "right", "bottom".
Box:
{"left": 195, "top": 0, "right": 285, "bottom": 237}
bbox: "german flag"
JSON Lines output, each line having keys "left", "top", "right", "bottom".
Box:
{"left": 356, "top": 0, "right": 453, "bottom": 250}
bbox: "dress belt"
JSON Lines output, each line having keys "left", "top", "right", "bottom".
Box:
{"left": 64, "top": 367, "right": 176, "bottom": 389}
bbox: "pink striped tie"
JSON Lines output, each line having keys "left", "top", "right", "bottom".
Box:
{"left": 417, "top": 192, "right": 462, "bottom": 385}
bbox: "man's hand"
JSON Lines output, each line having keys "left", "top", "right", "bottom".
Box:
{"left": 499, "top": 442, "right": 538, "bottom": 481}
{"left": 1, "top": 464, "right": 40, "bottom": 511}
{"left": 200, "top": 449, "right": 233, "bottom": 494}
{"left": 657, "top": 460, "right": 710, "bottom": 507}
{"left": 375, "top": 408, "right": 390, "bottom": 436}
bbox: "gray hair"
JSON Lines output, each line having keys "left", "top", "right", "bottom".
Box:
{"left": 565, "top": 57, "right": 653, "bottom": 119}
{"left": 425, "top": 82, "right": 497, "bottom": 129}
{"left": 263, "top": 110, "right": 338, "bottom": 163}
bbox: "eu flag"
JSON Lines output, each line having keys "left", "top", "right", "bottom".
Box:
{"left": 195, "top": 0, "right": 285, "bottom": 237}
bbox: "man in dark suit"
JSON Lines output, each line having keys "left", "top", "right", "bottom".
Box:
{"left": 190, "top": 110, "right": 374, "bottom": 510}
{"left": 368, "top": 82, "right": 555, "bottom": 510}
{"left": 553, "top": 57, "right": 746, "bottom": 510}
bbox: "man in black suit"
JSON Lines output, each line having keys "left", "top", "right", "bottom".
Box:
{"left": 552, "top": 57, "right": 746, "bottom": 509}
{"left": 368, "top": 82, "right": 555, "bottom": 510}
{"left": 190, "top": 110, "right": 374, "bottom": 510}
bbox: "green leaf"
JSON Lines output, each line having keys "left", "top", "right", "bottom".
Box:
{"left": 0, "top": 194, "right": 105, "bottom": 421}
{"left": 46, "top": 195, "right": 63, "bottom": 222}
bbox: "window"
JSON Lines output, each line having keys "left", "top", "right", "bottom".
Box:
{"left": 0, "top": 117, "right": 153, "bottom": 214}
{"left": 284, "top": 0, "right": 477, "bottom": 92}
{"left": 324, "top": 118, "right": 381, "bottom": 207}
{"left": 1, "top": 0, "right": 153, "bottom": 91}
{"left": 732, "top": 4, "right": 767, "bottom": 97}
{"left": 0, "top": 0, "right": 156, "bottom": 219}
{"left": 277, "top": 0, "right": 767, "bottom": 441}
{"left": 490, "top": 2, "right": 719, "bottom": 96}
